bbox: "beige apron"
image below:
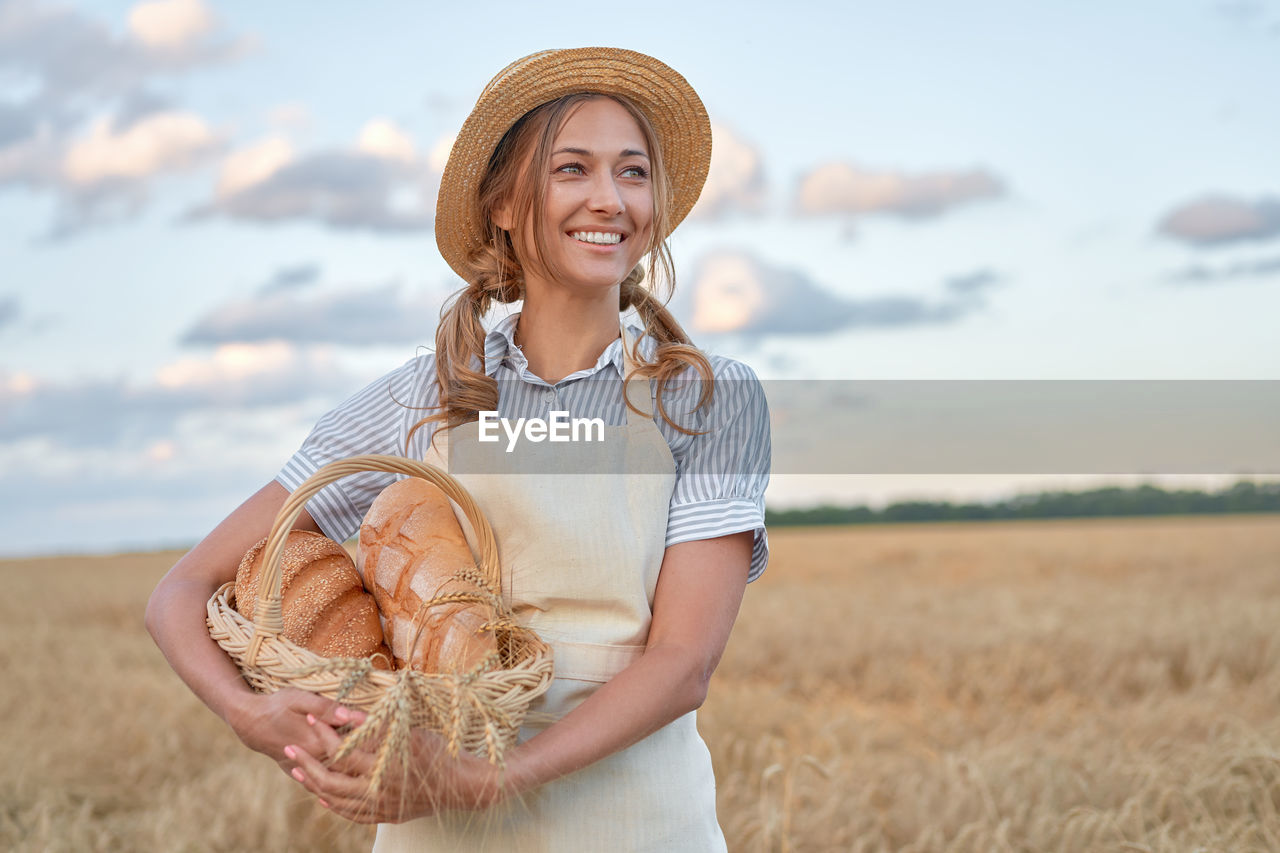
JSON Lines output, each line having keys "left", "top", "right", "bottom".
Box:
{"left": 373, "top": 322, "right": 727, "bottom": 852}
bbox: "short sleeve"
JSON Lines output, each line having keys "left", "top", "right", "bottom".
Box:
{"left": 275, "top": 356, "right": 436, "bottom": 543}
{"left": 663, "top": 358, "right": 771, "bottom": 582}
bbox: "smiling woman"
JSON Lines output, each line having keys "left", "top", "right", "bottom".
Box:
{"left": 146, "top": 47, "right": 772, "bottom": 853}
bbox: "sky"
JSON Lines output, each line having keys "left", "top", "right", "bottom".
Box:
{"left": 1, "top": 0, "right": 1278, "bottom": 555}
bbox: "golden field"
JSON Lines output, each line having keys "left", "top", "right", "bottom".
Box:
{"left": 2, "top": 515, "right": 1278, "bottom": 852}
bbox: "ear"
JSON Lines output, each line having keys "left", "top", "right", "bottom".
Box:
{"left": 492, "top": 196, "right": 514, "bottom": 231}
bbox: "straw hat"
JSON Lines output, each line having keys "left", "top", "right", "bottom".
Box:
{"left": 435, "top": 47, "right": 713, "bottom": 282}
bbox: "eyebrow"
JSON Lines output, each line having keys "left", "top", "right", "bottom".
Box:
{"left": 552, "top": 146, "right": 650, "bottom": 159}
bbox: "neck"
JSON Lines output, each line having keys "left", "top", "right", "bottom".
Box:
{"left": 514, "top": 291, "right": 622, "bottom": 384}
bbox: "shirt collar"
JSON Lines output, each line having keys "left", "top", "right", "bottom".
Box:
{"left": 483, "top": 312, "right": 647, "bottom": 381}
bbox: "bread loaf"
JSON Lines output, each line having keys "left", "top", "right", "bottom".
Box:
{"left": 358, "top": 477, "right": 499, "bottom": 674}
{"left": 235, "top": 530, "right": 392, "bottom": 668}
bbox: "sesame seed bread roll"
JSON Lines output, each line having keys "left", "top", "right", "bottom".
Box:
{"left": 357, "top": 477, "right": 498, "bottom": 675}
{"left": 234, "top": 530, "right": 392, "bottom": 668}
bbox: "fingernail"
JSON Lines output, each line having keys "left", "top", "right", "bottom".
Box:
{"left": 319, "top": 799, "right": 330, "bottom": 808}
{"left": 306, "top": 714, "right": 316, "bottom": 725}
{"left": 284, "top": 746, "right": 297, "bottom": 760}
{"left": 291, "top": 767, "right": 305, "bottom": 782}
{"left": 335, "top": 707, "right": 350, "bottom": 722}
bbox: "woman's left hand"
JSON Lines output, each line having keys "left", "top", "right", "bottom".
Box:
{"left": 285, "top": 709, "right": 508, "bottom": 824}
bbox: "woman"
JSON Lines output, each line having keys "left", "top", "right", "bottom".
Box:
{"left": 147, "top": 48, "right": 770, "bottom": 850}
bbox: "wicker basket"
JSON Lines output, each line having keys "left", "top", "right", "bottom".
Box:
{"left": 207, "top": 453, "right": 554, "bottom": 768}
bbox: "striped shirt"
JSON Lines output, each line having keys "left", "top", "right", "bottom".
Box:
{"left": 277, "top": 312, "right": 771, "bottom": 581}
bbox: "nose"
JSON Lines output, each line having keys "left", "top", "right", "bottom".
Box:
{"left": 586, "top": 171, "right": 624, "bottom": 216}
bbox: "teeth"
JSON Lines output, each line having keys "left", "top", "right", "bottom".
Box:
{"left": 571, "top": 231, "right": 622, "bottom": 245}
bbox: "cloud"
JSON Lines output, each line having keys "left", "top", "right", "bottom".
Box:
{"left": 0, "top": 111, "right": 63, "bottom": 188}
{"left": 191, "top": 128, "right": 437, "bottom": 232}
{"left": 11, "top": 108, "right": 226, "bottom": 238}
{"left": 687, "top": 123, "right": 765, "bottom": 220}
{"left": 0, "top": 437, "right": 293, "bottom": 555}
{"left": 0, "top": 0, "right": 247, "bottom": 235}
{"left": 684, "top": 250, "right": 990, "bottom": 337}
{"left": 0, "top": 343, "right": 353, "bottom": 449}
{"left": 0, "top": 101, "right": 40, "bottom": 148}
{"left": 0, "top": 298, "right": 56, "bottom": 337}
{"left": 426, "top": 133, "right": 455, "bottom": 172}
{"left": 214, "top": 135, "right": 293, "bottom": 198}
{"left": 111, "top": 87, "right": 177, "bottom": 128}
{"left": 128, "top": 0, "right": 213, "bottom": 50}
{"left": 357, "top": 118, "right": 416, "bottom": 163}
{"left": 0, "top": 0, "right": 246, "bottom": 103}
{"left": 61, "top": 110, "right": 221, "bottom": 184}
{"left": 795, "top": 162, "right": 1006, "bottom": 219}
{"left": 0, "top": 0, "right": 157, "bottom": 100}
{"left": 0, "top": 296, "right": 19, "bottom": 331}
{"left": 1157, "top": 194, "right": 1280, "bottom": 247}
{"left": 945, "top": 268, "right": 1003, "bottom": 295}
{"left": 267, "top": 102, "right": 310, "bottom": 131}
{"left": 1214, "top": 1, "right": 1267, "bottom": 22}
{"left": 154, "top": 340, "right": 322, "bottom": 391}
{"left": 181, "top": 282, "right": 443, "bottom": 346}
{"left": 192, "top": 151, "right": 432, "bottom": 231}
{"left": 257, "top": 262, "right": 321, "bottom": 294}
{"left": 1168, "top": 254, "right": 1280, "bottom": 284}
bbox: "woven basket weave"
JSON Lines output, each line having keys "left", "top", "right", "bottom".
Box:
{"left": 207, "top": 453, "right": 554, "bottom": 765}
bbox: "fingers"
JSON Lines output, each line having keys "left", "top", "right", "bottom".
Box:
{"left": 287, "top": 736, "right": 499, "bottom": 822}
{"left": 288, "top": 743, "right": 414, "bottom": 824}
{"left": 306, "top": 713, "right": 375, "bottom": 775}
{"left": 287, "top": 744, "right": 371, "bottom": 804}
{"left": 282, "top": 688, "right": 364, "bottom": 728}
{"left": 335, "top": 705, "right": 369, "bottom": 727}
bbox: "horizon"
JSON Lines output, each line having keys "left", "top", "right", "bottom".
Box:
{"left": 6, "top": 475, "right": 1277, "bottom": 559}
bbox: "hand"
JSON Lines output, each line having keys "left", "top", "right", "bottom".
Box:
{"left": 287, "top": 711, "right": 509, "bottom": 824}
{"left": 225, "top": 687, "right": 353, "bottom": 776}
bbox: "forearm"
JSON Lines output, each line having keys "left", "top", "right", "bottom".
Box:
{"left": 502, "top": 643, "right": 711, "bottom": 794}
{"left": 146, "top": 572, "right": 257, "bottom": 726}
{"left": 145, "top": 480, "right": 320, "bottom": 730}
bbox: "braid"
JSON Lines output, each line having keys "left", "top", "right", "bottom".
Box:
{"left": 620, "top": 269, "right": 715, "bottom": 435}
{"left": 406, "top": 235, "right": 523, "bottom": 453}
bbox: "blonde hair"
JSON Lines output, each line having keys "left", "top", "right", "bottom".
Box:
{"left": 411, "top": 93, "right": 714, "bottom": 451}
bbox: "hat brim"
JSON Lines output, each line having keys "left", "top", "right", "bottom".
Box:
{"left": 435, "top": 48, "right": 712, "bottom": 284}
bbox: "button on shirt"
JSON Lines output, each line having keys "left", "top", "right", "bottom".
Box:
{"left": 277, "top": 313, "right": 771, "bottom": 581}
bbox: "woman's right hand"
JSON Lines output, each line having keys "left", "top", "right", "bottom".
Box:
{"left": 226, "top": 688, "right": 354, "bottom": 774}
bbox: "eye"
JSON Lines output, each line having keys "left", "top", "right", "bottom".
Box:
{"left": 621, "top": 165, "right": 649, "bottom": 179}
{"left": 555, "top": 161, "right": 586, "bottom": 175}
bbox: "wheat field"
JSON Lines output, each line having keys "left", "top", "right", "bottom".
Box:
{"left": 2, "top": 515, "right": 1277, "bottom": 851}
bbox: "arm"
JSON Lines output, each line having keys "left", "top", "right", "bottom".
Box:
{"left": 145, "top": 481, "right": 347, "bottom": 771}
{"left": 151, "top": 358, "right": 435, "bottom": 773}
{"left": 289, "top": 530, "right": 753, "bottom": 821}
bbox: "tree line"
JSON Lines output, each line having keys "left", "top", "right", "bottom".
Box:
{"left": 765, "top": 480, "right": 1280, "bottom": 527}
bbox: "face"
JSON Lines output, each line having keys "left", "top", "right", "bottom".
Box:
{"left": 496, "top": 97, "right": 655, "bottom": 299}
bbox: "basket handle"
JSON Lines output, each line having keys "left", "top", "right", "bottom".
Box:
{"left": 251, "top": 453, "right": 500, "bottom": 641}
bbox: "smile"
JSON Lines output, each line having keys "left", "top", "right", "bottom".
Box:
{"left": 569, "top": 231, "right": 623, "bottom": 245}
